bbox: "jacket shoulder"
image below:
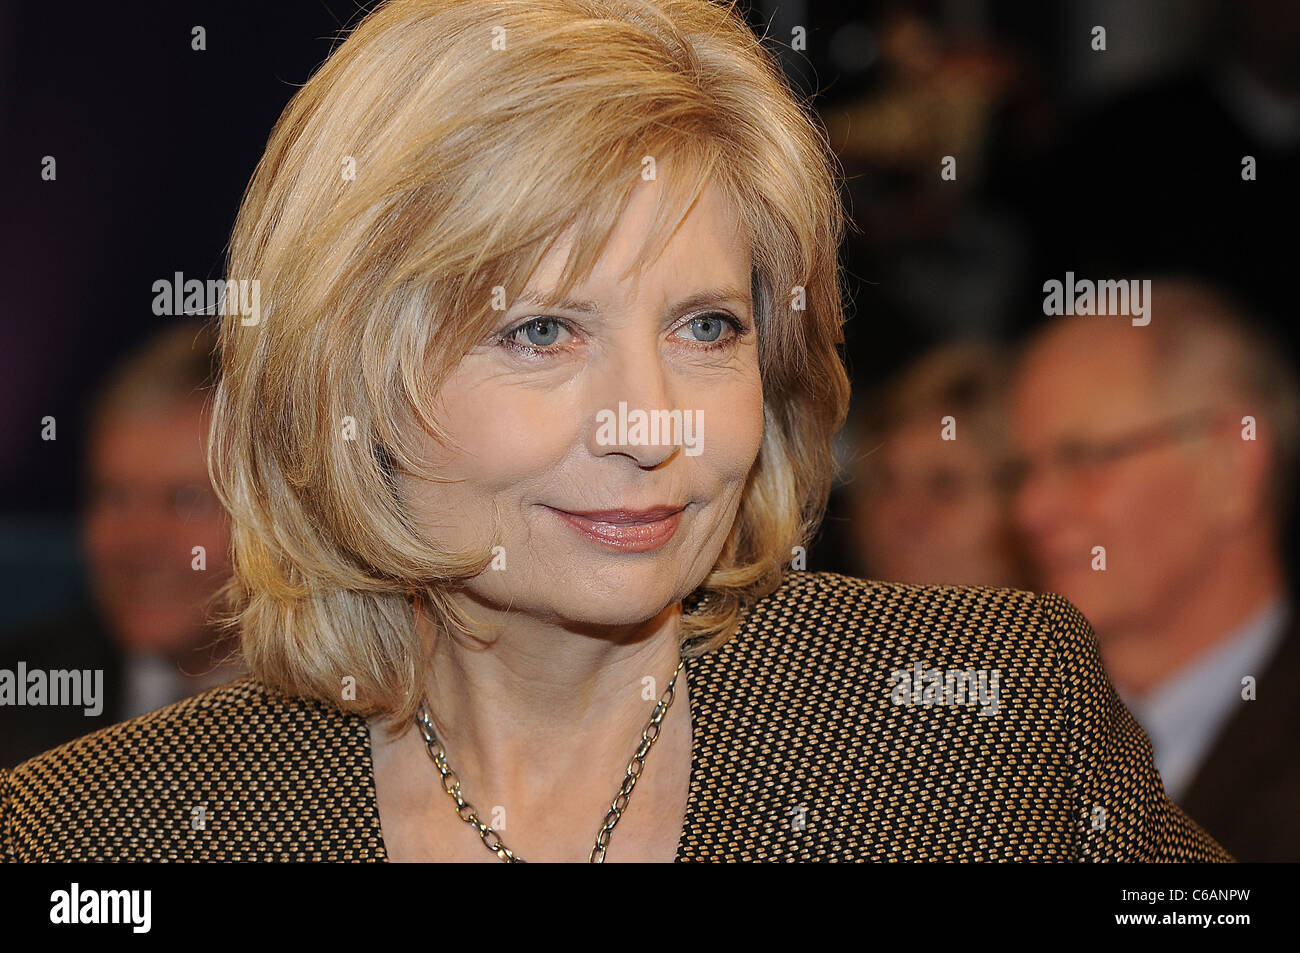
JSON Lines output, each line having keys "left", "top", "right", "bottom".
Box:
{"left": 1, "top": 676, "right": 385, "bottom": 861}
{"left": 725, "top": 570, "right": 1043, "bottom": 660}
{"left": 680, "top": 571, "right": 1231, "bottom": 862}
{"left": 699, "top": 570, "right": 1051, "bottom": 727}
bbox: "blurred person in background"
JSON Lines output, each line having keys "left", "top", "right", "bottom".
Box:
{"left": 0, "top": 320, "right": 243, "bottom": 768}
{"left": 1008, "top": 279, "right": 1300, "bottom": 861}
{"left": 845, "top": 343, "right": 1028, "bottom": 589}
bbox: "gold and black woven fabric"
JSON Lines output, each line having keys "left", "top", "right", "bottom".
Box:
{"left": 0, "top": 571, "right": 1232, "bottom": 861}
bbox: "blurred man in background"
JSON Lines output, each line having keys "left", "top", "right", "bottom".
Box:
{"left": 845, "top": 343, "right": 1028, "bottom": 589}
{"left": 0, "top": 320, "right": 242, "bottom": 767}
{"left": 1008, "top": 279, "right": 1300, "bottom": 860}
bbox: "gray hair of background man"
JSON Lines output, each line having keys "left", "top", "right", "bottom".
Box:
{"left": 1138, "top": 278, "right": 1300, "bottom": 529}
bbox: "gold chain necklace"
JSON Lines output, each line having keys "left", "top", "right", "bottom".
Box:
{"left": 414, "top": 654, "right": 686, "bottom": 863}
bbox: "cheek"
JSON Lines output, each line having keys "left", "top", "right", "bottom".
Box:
{"left": 1090, "top": 467, "right": 1204, "bottom": 585}
{"left": 193, "top": 518, "right": 231, "bottom": 560}
{"left": 450, "top": 392, "right": 568, "bottom": 476}
{"left": 693, "top": 370, "right": 764, "bottom": 484}
{"left": 443, "top": 370, "right": 558, "bottom": 450}
{"left": 83, "top": 512, "right": 113, "bottom": 555}
{"left": 1096, "top": 467, "right": 1187, "bottom": 537}
{"left": 400, "top": 377, "right": 577, "bottom": 534}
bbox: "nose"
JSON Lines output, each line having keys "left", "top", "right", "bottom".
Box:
{"left": 585, "top": 343, "right": 681, "bottom": 469}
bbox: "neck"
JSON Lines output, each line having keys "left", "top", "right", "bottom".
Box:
{"left": 1103, "top": 531, "right": 1284, "bottom": 700}
{"left": 417, "top": 592, "right": 687, "bottom": 805}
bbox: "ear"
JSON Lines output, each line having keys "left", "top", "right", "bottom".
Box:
{"left": 1202, "top": 414, "right": 1273, "bottom": 529}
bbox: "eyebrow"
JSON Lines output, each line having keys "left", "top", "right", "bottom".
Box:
{"left": 514, "top": 285, "right": 754, "bottom": 316}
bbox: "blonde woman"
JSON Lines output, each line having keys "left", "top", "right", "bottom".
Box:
{"left": 2, "top": 0, "right": 1229, "bottom": 862}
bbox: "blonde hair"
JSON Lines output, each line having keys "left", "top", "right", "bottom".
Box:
{"left": 210, "top": 0, "right": 851, "bottom": 729}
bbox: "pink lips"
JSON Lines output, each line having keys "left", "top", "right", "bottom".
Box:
{"left": 548, "top": 504, "right": 686, "bottom": 552}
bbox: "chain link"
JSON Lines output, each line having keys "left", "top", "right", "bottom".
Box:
{"left": 415, "top": 654, "right": 686, "bottom": 863}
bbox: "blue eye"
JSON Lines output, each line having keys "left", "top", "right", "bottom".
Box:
{"left": 674, "top": 311, "right": 748, "bottom": 349}
{"left": 686, "top": 314, "right": 724, "bottom": 342}
{"left": 521, "top": 318, "right": 561, "bottom": 346}
{"left": 501, "top": 317, "right": 572, "bottom": 355}
{"left": 498, "top": 310, "right": 749, "bottom": 360}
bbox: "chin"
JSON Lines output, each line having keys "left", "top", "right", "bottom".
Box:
{"left": 570, "top": 567, "right": 694, "bottom": 623}
{"left": 471, "top": 558, "right": 697, "bottom": 628}
{"left": 560, "top": 593, "right": 682, "bottom": 628}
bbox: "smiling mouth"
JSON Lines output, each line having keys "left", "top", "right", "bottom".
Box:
{"left": 545, "top": 504, "right": 687, "bottom": 552}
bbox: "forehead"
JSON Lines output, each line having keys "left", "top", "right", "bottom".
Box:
{"left": 878, "top": 416, "right": 994, "bottom": 466}
{"left": 90, "top": 405, "right": 209, "bottom": 478}
{"left": 523, "top": 177, "right": 751, "bottom": 306}
{"left": 1012, "top": 322, "right": 1162, "bottom": 440}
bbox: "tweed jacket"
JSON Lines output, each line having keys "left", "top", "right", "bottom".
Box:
{"left": 0, "top": 571, "right": 1231, "bottom": 861}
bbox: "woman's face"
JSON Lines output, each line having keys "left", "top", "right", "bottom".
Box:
{"left": 401, "top": 178, "right": 764, "bottom": 626}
